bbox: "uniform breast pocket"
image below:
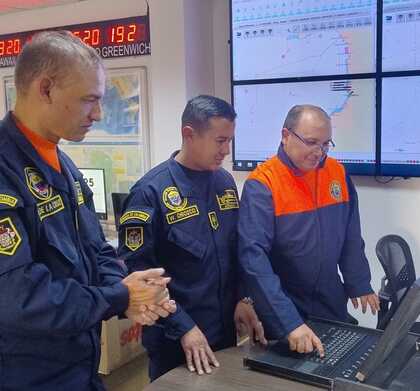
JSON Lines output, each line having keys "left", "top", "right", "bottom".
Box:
{"left": 40, "top": 221, "right": 80, "bottom": 277}
{"left": 166, "top": 226, "right": 208, "bottom": 281}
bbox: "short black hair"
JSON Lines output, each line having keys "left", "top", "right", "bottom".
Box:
{"left": 181, "top": 95, "right": 236, "bottom": 131}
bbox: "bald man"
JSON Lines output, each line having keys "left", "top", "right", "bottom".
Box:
{"left": 238, "top": 105, "right": 379, "bottom": 356}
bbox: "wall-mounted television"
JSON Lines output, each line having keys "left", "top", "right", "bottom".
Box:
{"left": 230, "top": 0, "right": 420, "bottom": 177}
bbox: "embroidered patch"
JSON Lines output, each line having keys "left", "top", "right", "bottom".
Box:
{"left": 125, "top": 227, "right": 144, "bottom": 251}
{"left": 0, "top": 217, "right": 21, "bottom": 256}
{"left": 162, "top": 186, "right": 187, "bottom": 211}
{"left": 166, "top": 205, "right": 199, "bottom": 225}
{"left": 0, "top": 194, "right": 18, "bottom": 207}
{"left": 74, "top": 181, "right": 84, "bottom": 205}
{"left": 37, "top": 195, "right": 65, "bottom": 221}
{"left": 329, "top": 180, "right": 342, "bottom": 201}
{"left": 120, "top": 210, "right": 150, "bottom": 225}
{"left": 217, "top": 189, "right": 239, "bottom": 211}
{"left": 208, "top": 211, "right": 219, "bottom": 230}
{"left": 24, "top": 167, "right": 52, "bottom": 201}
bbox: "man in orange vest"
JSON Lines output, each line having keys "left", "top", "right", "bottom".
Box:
{"left": 238, "top": 105, "right": 379, "bottom": 356}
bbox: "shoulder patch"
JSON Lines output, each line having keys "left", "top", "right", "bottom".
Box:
{"left": 24, "top": 167, "right": 52, "bottom": 201}
{"left": 120, "top": 210, "right": 150, "bottom": 225}
{"left": 217, "top": 189, "right": 239, "bottom": 211}
{"left": 0, "top": 194, "right": 18, "bottom": 208}
{"left": 125, "top": 227, "right": 144, "bottom": 251}
{"left": 0, "top": 217, "right": 21, "bottom": 256}
{"left": 162, "top": 186, "right": 187, "bottom": 211}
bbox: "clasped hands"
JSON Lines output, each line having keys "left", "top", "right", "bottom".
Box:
{"left": 122, "top": 268, "right": 176, "bottom": 325}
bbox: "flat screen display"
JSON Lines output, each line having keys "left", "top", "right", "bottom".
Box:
{"left": 79, "top": 168, "right": 107, "bottom": 220}
{"left": 233, "top": 79, "right": 376, "bottom": 174}
{"left": 231, "top": 0, "right": 420, "bottom": 177}
{"left": 232, "top": 0, "right": 377, "bottom": 80}
{"left": 381, "top": 76, "right": 420, "bottom": 176}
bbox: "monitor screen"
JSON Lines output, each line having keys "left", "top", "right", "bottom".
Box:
{"left": 230, "top": 0, "right": 420, "bottom": 177}
{"left": 231, "top": 0, "right": 377, "bottom": 81}
{"left": 79, "top": 168, "right": 107, "bottom": 220}
{"left": 381, "top": 76, "right": 420, "bottom": 176}
{"left": 233, "top": 79, "right": 377, "bottom": 174}
{"left": 382, "top": 0, "right": 420, "bottom": 72}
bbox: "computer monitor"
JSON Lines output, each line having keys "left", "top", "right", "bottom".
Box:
{"left": 79, "top": 168, "right": 107, "bottom": 220}
{"left": 233, "top": 79, "right": 377, "bottom": 175}
{"left": 380, "top": 75, "right": 420, "bottom": 177}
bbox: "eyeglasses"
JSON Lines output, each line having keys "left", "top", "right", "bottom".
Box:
{"left": 287, "top": 128, "right": 335, "bottom": 154}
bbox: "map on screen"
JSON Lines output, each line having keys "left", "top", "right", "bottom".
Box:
{"left": 383, "top": 0, "right": 420, "bottom": 72}
{"left": 382, "top": 76, "right": 420, "bottom": 165}
{"left": 233, "top": 79, "right": 376, "bottom": 166}
{"left": 232, "top": 0, "right": 377, "bottom": 80}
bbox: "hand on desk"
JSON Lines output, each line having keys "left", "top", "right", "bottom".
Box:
{"left": 122, "top": 268, "right": 177, "bottom": 325}
{"left": 287, "top": 323, "right": 325, "bottom": 357}
{"left": 351, "top": 293, "right": 380, "bottom": 315}
{"left": 234, "top": 301, "right": 267, "bottom": 345}
{"left": 181, "top": 326, "right": 220, "bottom": 375}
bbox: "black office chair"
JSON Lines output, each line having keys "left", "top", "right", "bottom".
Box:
{"left": 111, "top": 192, "right": 129, "bottom": 231}
{"left": 375, "top": 234, "right": 420, "bottom": 332}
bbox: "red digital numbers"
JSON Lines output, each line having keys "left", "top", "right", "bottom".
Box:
{"left": 0, "top": 39, "right": 20, "bottom": 57}
{"left": 110, "top": 24, "right": 141, "bottom": 44}
{"left": 72, "top": 29, "right": 100, "bottom": 47}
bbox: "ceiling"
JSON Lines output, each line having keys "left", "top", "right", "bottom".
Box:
{"left": 0, "top": 0, "right": 84, "bottom": 15}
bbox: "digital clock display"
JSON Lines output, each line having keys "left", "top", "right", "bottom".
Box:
{"left": 0, "top": 15, "right": 150, "bottom": 68}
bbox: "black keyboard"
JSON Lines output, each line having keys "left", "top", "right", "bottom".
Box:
{"left": 309, "top": 326, "right": 366, "bottom": 366}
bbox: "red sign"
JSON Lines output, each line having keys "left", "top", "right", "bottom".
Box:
{"left": 0, "top": 15, "right": 151, "bottom": 68}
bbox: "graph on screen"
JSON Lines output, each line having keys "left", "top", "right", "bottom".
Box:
{"left": 232, "top": 0, "right": 377, "bottom": 80}
{"left": 382, "top": 76, "right": 420, "bottom": 165}
{"left": 234, "top": 79, "right": 376, "bottom": 166}
{"left": 383, "top": 0, "right": 420, "bottom": 71}
{"left": 231, "top": 0, "right": 420, "bottom": 176}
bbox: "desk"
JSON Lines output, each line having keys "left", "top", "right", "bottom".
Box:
{"left": 143, "top": 345, "right": 323, "bottom": 390}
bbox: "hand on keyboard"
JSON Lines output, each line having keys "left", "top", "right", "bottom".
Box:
{"left": 287, "top": 323, "right": 325, "bottom": 358}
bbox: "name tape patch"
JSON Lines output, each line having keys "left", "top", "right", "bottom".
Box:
{"left": 166, "top": 205, "right": 199, "bottom": 225}
{"left": 37, "top": 195, "right": 65, "bottom": 221}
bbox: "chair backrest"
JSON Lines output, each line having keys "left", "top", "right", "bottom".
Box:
{"left": 375, "top": 234, "right": 416, "bottom": 329}
{"left": 111, "top": 192, "right": 129, "bottom": 231}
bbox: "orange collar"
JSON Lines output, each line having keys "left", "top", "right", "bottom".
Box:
{"left": 13, "top": 114, "right": 61, "bottom": 173}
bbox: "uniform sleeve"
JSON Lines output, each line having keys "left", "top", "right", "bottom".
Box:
{"left": 117, "top": 186, "right": 195, "bottom": 340}
{"left": 238, "top": 179, "right": 303, "bottom": 339}
{"left": 339, "top": 175, "right": 374, "bottom": 298}
{"left": 0, "top": 207, "right": 128, "bottom": 338}
{"left": 79, "top": 180, "right": 128, "bottom": 298}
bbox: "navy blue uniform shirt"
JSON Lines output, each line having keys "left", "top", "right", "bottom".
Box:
{"left": 118, "top": 155, "right": 241, "bottom": 355}
{"left": 0, "top": 113, "right": 128, "bottom": 391}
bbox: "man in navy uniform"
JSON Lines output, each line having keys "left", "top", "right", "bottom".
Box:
{"left": 0, "top": 31, "right": 175, "bottom": 390}
{"left": 119, "top": 95, "right": 266, "bottom": 380}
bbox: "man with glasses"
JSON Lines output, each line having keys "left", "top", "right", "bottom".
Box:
{"left": 238, "top": 104, "right": 379, "bottom": 356}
